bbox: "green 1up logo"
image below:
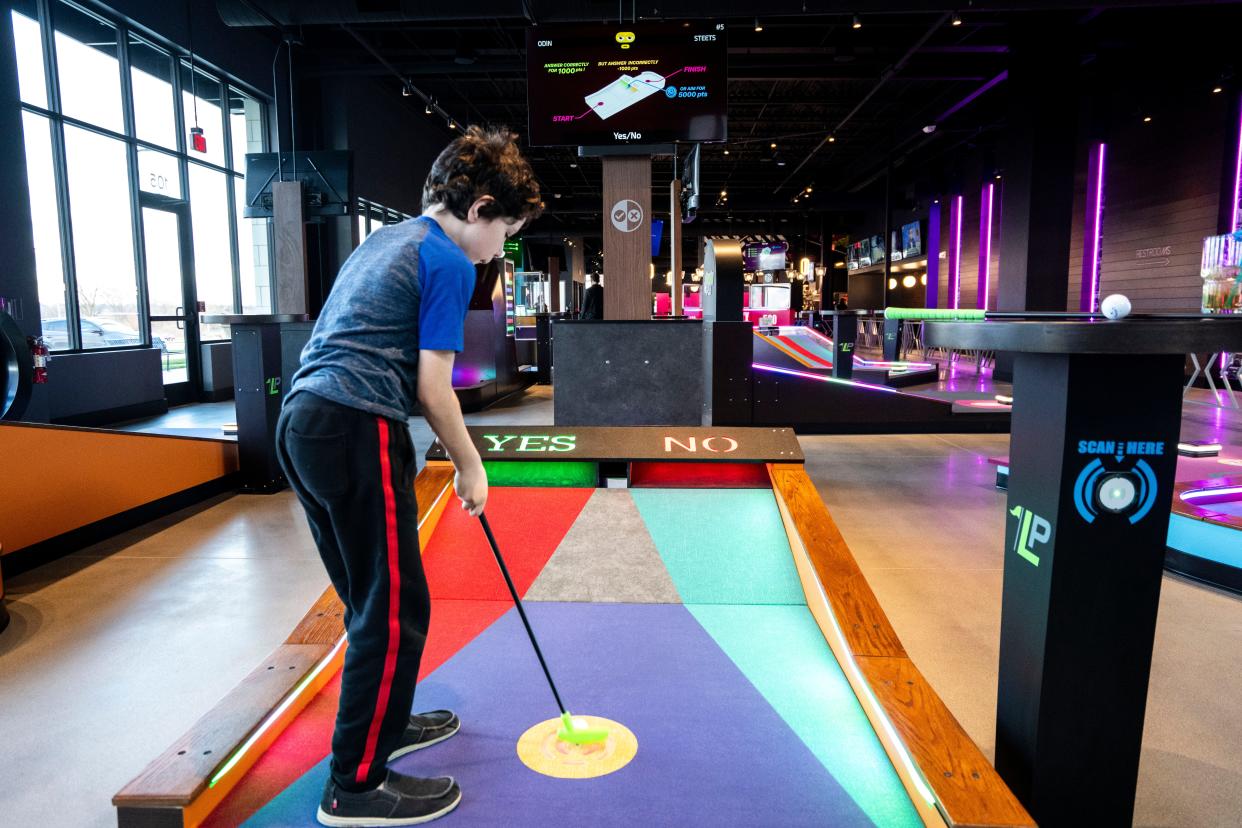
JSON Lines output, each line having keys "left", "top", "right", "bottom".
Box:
{"left": 1008, "top": 505, "right": 1052, "bottom": 567}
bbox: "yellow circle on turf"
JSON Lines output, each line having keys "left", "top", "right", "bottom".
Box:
{"left": 515, "top": 716, "right": 638, "bottom": 779}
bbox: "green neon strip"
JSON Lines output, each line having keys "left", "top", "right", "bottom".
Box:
{"left": 884, "top": 306, "right": 987, "bottom": 321}
{"left": 483, "top": 460, "right": 597, "bottom": 488}
{"left": 208, "top": 638, "right": 346, "bottom": 788}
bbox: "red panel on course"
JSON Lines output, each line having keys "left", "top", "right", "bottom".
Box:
{"left": 204, "top": 487, "right": 591, "bottom": 827}
{"left": 423, "top": 487, "right": 594, "bottom": 600}
{"left": 630, "top": 461, "right": 772, "bottom": 488}
{"left": 776, "top": 334, "right": 832, "bottom": 367}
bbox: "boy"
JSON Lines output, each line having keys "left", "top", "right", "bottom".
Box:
{"left": 276, "top": 126, "right": 542, "bottom": 827}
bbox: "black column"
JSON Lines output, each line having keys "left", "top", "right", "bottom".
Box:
{"left": 997, "top": 351, "right": 1183, "bottom": 825}
{"left": 994, "top": 16, "right": 1080, "bottom": 381}
{"left": 0, "top": 10, "right": 49, "bottom": 421}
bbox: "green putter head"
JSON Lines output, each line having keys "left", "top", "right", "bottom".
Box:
{"left": 558, "top": 712, "right": 610, "bottom": 745}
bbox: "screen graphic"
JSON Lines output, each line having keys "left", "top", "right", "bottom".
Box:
{"left": 526, "top": 23, "right": 728, "bottom": 147}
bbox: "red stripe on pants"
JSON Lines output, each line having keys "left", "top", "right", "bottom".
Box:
{"left": 354, "top": 417, "right": 403, "bottom": 785}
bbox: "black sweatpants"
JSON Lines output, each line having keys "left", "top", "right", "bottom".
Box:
{"left": 276, "top": 392, "right": 431, "bottom": 792}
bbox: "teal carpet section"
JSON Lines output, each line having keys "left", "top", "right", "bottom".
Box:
{"left": 630, "top": 488, "right": 805, "bottom": 604}
{"left": 688, "top": 604, "right": 922, "bottom": 828}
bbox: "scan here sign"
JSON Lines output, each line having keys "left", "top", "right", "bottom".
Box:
{"left": 431, "top": 426, "right": 805, "bottom": 463}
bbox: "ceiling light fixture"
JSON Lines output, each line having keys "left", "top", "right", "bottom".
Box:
{"left": 1213, "top": 85, "right": 1224, "bottom": 94}
{"left": 723, "top": 148, "right": 730, "bottom": 155}
{"left": 448, "top": 118, "right": 457, "bottom": 129}
{"left": 852, "top": 14, "right": 862, "bottom": 29}
{"left": 770, "top": 142, "right": 777, "bottom": 149}
{"left": 951, "top": 12, "right": 962, "bottom": 26}
{"left": 754, "top": 17, "right": 763, "bottom": 32}
{"left": 828, "top": 135, "right": 836, "bottom": 143}
{"left": 1143, "top": 115, "right": 1152, "bottom": 123}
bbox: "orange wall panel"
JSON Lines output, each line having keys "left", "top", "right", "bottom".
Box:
{"left": 0, "top": 424, "right": 239, "bottom": 554}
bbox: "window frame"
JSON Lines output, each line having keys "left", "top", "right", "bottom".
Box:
{"left": 14, "top": 0, "right": 271, "bottom": 352}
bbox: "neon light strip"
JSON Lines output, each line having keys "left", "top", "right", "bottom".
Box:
{"left": 753, "top": 362, "right": 901, "bottom": 394}
{"left": 790, "top": 525, "right": 939, "bottom": 808}
{"left": 1233, "top": 99, "right": 1242, "bottom": 231}
{"left": 417, "top": 479, "right": 452, "bottom": 532}
{"left": 209, "top": 636, "right": 348, "bottom": 787}
{"left": 977, "top": 182, "right": 993, "bottom": 310}
{"left": 1181, "top": 486, "right": 1242, "bottom": 502}
{"left": 926, "top": 201, "right": 941, "bottom": 309}
{"left": 1081, "top": 143, "right": 1107, "bottom": 312}
{"left": 208, "top": 478, "right": 453, "bottom": 790}
{"left": 949, "top": 195, "right": 963, "bottom": 310}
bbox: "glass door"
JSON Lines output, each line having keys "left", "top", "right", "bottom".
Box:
{"left": 140, "top": 197, "right": 199, "bottom": 405}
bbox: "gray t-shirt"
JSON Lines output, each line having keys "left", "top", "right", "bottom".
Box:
{"left": 288, "top": 216, "right": 476, "bottom": 421}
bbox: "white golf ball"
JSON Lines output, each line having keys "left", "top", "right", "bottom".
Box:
{"left": 1100, "top": 294, "right": 1132, "bottom": 320}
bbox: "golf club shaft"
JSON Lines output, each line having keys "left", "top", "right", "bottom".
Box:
{"left": 478, "top": 513, "right": 568, "bottom": 716}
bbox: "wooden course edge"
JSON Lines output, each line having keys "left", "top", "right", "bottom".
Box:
{"left": 767, "top": 463, "right": 1035, "bottom": 828}
{"left": 113, "top": 463, "right": 457, "bottom": 826}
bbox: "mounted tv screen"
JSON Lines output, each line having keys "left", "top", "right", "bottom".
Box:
{"left": 901, "top": 220, "right": 923, "bottom": 259}
{"left": 526, "top": 23, "right": 728, "bottom": 147}
{"left": 743, "top": 241, "right": 788, "bottom": 272}
{"left": 243, "top": 151, "right": 352, "bottom": 218}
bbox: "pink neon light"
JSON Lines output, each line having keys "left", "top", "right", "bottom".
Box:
{"left": 1233, "top": 101, "right": 1242, "bottom": 231}
{"left": 951, "top": 195, "right": 963, "bottom": 309}
{"left": 979, "top": 182, "right": 994, "bottom": 309}
{"left": 1088, "top": 143, "right": 1106, "bottom": 312}
{"left": 1181, "top": 485, "right": 1242, "bottom": 503}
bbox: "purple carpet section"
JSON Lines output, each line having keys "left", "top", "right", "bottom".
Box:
{"left": 244, "top": 603, "right": 879, "bottom": 827}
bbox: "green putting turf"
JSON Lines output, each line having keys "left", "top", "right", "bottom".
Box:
{"left": 630, "top": 488, "right": 805, "bottom": 604}
{"left": 688, "top": 604, "right": 922, "bottom": 828}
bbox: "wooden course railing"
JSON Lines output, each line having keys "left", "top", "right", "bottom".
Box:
{"left": 768, "top": 463, "right": 1035, "bottom": 828}
{"left": 113, "top": 463, "right": 456, "bottom": 828}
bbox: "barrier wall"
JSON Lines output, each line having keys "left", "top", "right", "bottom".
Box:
{"left": 0, "top": 422, "right": 239, "bottom": 555}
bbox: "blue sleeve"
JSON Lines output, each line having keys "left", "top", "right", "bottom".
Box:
{"left": 418, "top": 246, "right": 472, "bottom": 352}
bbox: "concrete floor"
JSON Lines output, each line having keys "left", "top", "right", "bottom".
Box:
{"left": 2, "top": 382, "right": 1241, "bottom": 826}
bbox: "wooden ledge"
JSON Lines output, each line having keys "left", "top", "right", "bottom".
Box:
{"left": 114, "top": 464, "right": 456, "bottom": 827}
{"left": 769, "top": 463, "right": 1034, "bottom": 828}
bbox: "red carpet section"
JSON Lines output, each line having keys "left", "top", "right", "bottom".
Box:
{"left": 204, "top": 487, "right": 593, "bottom": 827}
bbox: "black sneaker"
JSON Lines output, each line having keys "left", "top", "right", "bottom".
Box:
{"left": 387, "top": 710, "right": 461, "bottom": 761}
{"left": 317, "top": 770, "right": 461, "bottom": 827}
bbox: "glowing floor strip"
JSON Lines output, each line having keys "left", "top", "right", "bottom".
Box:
{"left": 209, "top": 636, "right": 348, "bottom": 788}
{"left": 206, "top": 478, "right": 453, "bottom": 793}
{"left": 1181, "top": 486, "right": 1242, "bottom": 502}
{"left": 417, "top": 478, "right": 453, "bottom": 531}
{"left": 753, "top": 362, "right": 901, "bottom": 394}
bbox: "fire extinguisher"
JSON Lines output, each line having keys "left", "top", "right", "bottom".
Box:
{"left": 28, "top": 335, "right": 48, "bottom": 384}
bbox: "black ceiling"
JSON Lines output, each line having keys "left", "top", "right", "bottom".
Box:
{"left": 219, "top": 1, "right": 1242, "bottom": 243}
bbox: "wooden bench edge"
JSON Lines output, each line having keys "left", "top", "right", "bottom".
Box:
{"left": 768, "top": 463, "right": 1035, "bottom": 828}
{"left": 113, "top": 464, "right": 456, "bottom": 824}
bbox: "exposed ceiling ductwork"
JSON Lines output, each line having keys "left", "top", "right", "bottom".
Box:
{"left": 216, "top": 0, "right": 1228, "bottom": 28}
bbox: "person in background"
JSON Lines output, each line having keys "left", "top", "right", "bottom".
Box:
{"left": 581, "top": 273, "right": 604, "bottom": 320}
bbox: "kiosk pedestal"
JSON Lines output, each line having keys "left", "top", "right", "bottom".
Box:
{"left": 924, "top": 318, "right": 1242, "bottom": 826}
{"left": 202, "top": 314, "right": 312, "bottom": 493}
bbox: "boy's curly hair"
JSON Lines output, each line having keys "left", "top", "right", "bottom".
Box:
{"left": 421, "top": 126, "right": 544, "bottom": 222}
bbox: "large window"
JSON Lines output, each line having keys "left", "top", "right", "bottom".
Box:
{"left": 357, "top": 198, "right": 412, "bottom": 243}
{"left": 10, "top": 1, "right": 270, "bottom": 352}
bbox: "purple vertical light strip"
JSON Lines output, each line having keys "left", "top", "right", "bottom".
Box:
{"left": 1232, "top": 98, "right": 1242, "bottom": 231}
{"left": 977, "top": 182, "right": 994, "bottom": 309}
{"left": 948, "top": 195, "right": 963, "bottom": 309}
{"left": 926, "top": 201, "right": 941, "bottom": 308}
{"left": 1079, "top": 142, "right": 1106, "bottom": 312}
